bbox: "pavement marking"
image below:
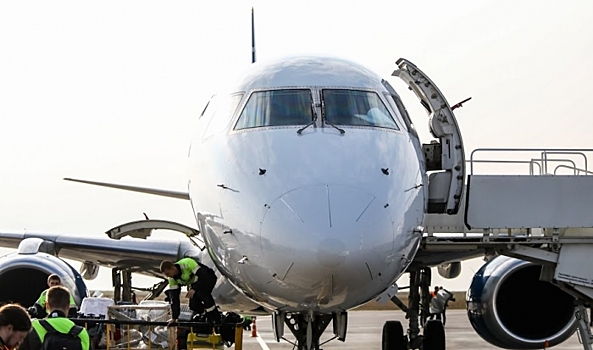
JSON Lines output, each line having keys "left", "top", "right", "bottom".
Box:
{"left": 255, "top": 334, "right": 270, "bottom": 350}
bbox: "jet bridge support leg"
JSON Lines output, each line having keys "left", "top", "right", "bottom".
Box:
{"left": 575, "top": 302, "right": 593, "bottom": 350}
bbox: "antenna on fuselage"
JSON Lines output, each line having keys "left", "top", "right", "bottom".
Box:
{"left": 251, "top": 7, "right": 256, "bottom": 63}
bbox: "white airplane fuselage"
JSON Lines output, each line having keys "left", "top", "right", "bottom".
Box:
{"left": 188, "top": 56, "right": 427, "bottom": 313}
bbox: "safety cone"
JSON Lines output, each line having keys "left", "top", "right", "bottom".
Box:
{"left": 251, "top": 316, "right": 257, "bottom": 337}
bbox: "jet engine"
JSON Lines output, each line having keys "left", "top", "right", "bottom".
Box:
{"left": 0, "top": 252, "right": 87, "bottom": 307}
{"left": 467, "top": 256, "right": 576, "bottom": 349}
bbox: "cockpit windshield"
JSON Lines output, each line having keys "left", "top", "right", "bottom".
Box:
{"left": 323, "top": 89, "right": 399, "bottom": 129}
{"left": 234, "top": 89, "right": 314, "bottom": 130}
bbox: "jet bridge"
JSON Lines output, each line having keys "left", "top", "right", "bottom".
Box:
{"left": 423, "top": 148, "right": 593, "bottom": 350}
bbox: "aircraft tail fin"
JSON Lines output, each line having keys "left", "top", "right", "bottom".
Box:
{"left": 63, "top": 178, "right": 190, "bottom": 200}
{"left": 251, "top": 7, "right": 256, "bottom": 63}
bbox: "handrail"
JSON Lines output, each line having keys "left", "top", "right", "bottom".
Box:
{"left": 554, "top": 165, "right": 593, "bottom": 175}
{"left": 542, "top": 151, "right": 587, "bottom": 175}
{"left": 466, "top": 158, "right": 575, "bottom": 176}
{"left": 469, "top": 148, "right": 593, "bottom": 175}
{"left": 529, "top": 159, "right": 542, "bottom": 175}
{"left": 529, "top": 158, "right": 577, "bottom": 175}
{"left": 466, "top": 159, "right": 541, "bottom": 175}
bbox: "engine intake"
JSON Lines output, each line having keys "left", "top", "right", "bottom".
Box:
{"left": 0, "top": 252, "right": 87, "bottom": 307}
{"left": 467, "top": 256, "right": 576, "bottom": 349}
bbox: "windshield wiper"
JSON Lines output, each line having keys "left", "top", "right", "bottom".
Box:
{"left": 297, "top": 116, "right": 317, "bottom": 134}
{"left": 319, "top": 96, "right": 345, "bottom": 134}
{"left": 297, "top": 100, "right": 318, "bottom": 135}
{"left": 323, "top": 119, "right": 345, "bottom": 134}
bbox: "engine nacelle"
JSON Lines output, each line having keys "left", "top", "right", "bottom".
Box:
{"left": 467, "top": 256, "right": 576, "bottom": 349}
{"left": 0, "top": 252, "right": 87, "bottom": 307}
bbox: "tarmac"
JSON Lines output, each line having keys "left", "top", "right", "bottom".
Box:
{"left": 237, "top": 310, "right": 587, "bottom": 350}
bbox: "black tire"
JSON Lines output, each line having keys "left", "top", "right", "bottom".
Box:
{"left": 423, "top": 319, "right": 445, "bottom": 350}
{"left": 382, "top": 320, "right": 406, "bottom": 350}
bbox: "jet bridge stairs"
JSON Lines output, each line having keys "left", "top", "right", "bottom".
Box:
{"left": 422, "top": 148, "right": 593, "bottom": 350}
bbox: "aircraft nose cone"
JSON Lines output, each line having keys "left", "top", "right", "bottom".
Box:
{"left": 260, "top": 183, "right": 393, "bottom": 276}
{"left": 316, "top": 238, "right": 347, "bottom": 268}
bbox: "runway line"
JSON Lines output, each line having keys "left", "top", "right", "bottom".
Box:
{"left": 255, "top": 334, "right": 270, "bottom": 350}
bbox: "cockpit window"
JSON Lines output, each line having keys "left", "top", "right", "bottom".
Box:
{"left": 202, "top": 93, "right": 244, "bottom": 140}
{"left": 322, "top": 89, "right": 399, "bottom": 130}
{"left": 234, "top": 89, "right": 314, "bottom": 130}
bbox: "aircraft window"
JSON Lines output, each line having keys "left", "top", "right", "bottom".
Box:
{"left": 385, "top": 93, "right": 418, "bottom": 139}
{"left": 322, "top": 90, "right": 399, "bottom": 129}
{"left": 202, "top": 93, "right": 244, "bottom": 140}
{"left": 234, "top": 89, "right": 314, "bottom": 130}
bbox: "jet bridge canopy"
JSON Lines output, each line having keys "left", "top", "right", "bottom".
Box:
{"left": 465, "top": 174, "right": 593, "bottom": 229}
{"left": 421, "top": 148, "right": 593, "bottom": 350}
{"left": 425, "top": 148, "right": 593, "bottom": 233}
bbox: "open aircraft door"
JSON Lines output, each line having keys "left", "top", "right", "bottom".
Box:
{"left": 393, "top": 58, "right": 466, "bottom": 214}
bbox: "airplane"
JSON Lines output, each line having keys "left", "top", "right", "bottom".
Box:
{"left": 1, "top": 54, "right": 592, "bottom": 350}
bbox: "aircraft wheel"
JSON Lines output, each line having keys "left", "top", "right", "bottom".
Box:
{"left": 423, "top": 320, "right": 445, "bottom": 350}
{"left": 382, "top": 320, "right": 406, "bottom": 350}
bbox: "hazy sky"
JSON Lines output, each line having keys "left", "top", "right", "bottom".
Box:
{"left": 1, "top": 1, "right": 592, "bottom": 292}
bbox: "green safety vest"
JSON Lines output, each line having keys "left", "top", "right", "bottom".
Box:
{"left": 36, "top": 289, "right": 77, "bottom": 312}
{"left": 32, "top": 317, "right": 90, "bottom": 350}
{"left": 168, "top": 257, "right": 200, "bottom": 289}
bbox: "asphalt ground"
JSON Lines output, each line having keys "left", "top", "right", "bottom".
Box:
{"left": 237, "top": 310, "right": 587, "bottom": 350}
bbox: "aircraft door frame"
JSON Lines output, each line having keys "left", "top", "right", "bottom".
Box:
{"left": 392, "top": 58, "right": 465, "bottom": 214}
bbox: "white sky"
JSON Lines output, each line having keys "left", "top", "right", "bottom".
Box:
{"left": 1, "top": 1, "right": 592, "bottom": 292}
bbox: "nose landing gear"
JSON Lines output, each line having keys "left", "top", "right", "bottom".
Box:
{"left": 381, "top": 267, "right": 446, "bottom": 350}
{"left": 272, "top": 311, "right": 348, "bottom": 350}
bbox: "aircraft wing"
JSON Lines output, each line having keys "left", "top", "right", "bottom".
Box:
{"left": 63, "top": 178, "right": 190, "bottom": 200}
{"left": 0, "top": 221, "right": 202, "bottom": 279}
{"left": 0, "top": 220, "right": 267, "bottom": 314}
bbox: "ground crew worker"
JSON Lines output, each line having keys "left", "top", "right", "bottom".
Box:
{"left": 242, "top": 315, "right": 253, "bottom": 331}
{"left": 430, "top": 286, "right": 439, "bottom": 298}
{"left": 19, "top": 286, "right": 89, "bottom": 350}
{"left": 428, "top": 286, "right": 444, "bottom": 321}
{"left": 439, "top": 287, "right": 456, "bottom": 326}
{"left": 0, "top": 304, "right": 32, "bottom": 350}
{"left": 428, "top": 287, "right": 455, "bottom": 325}
{"left": 29, "top": 275, "right": 77, "bottom": 318}
{"left": 160, "top": 258, "right": 222, "bottom": 324}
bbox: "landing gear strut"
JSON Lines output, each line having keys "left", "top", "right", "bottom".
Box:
{"left": 382, "top": 267, "right": 446, "bottom": 350}
{"left": 112, "top": 268, "right": 133, "bottom": 303}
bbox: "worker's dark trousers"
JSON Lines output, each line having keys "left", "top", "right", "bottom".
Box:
{"left": 189, "top": 265, "right": 221, "bottom": 323}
